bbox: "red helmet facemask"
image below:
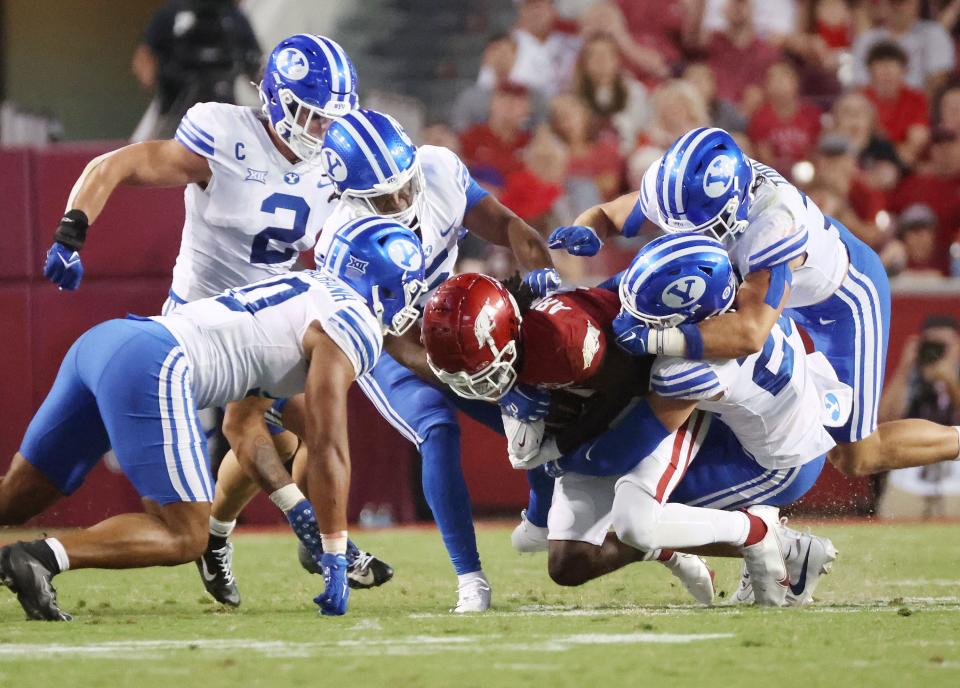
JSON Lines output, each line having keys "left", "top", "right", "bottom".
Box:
{"left": 421, "top": 273, "right": 522, "bottom": 402}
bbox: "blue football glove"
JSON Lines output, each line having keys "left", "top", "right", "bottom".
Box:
{"left": 314, "top": 553, "right": 350, "bottom": 616}
{"left": 285, "top": 499, "right": 324, "bottom": 564}
{"left": 43, "top": 242, "right": 84, "bottom": 291}
{"left": 612, "top": 311, "right": 651, "bottom": 356}
{"left": 522, "top": 267, "right": 561, "bottom": 298}
{"left": 548, "top": 225, "right": 602, "bottom": 257}
{"left": 500, "top": 384, "right": 550, "bottom": 422}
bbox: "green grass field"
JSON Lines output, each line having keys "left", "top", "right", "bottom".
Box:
{"left": 1, "top": 521, "right": 958, "bottom": 688}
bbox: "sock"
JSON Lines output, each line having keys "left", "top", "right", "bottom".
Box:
{"left": 420, "top": 424, "right": 482, "bottom": 576}
{"left": 208, "top": 516, "right": 236, "bottom": 550}
{"left": 656, "top": 549, "right": 674, "bottom": 562}
{"left": 21, "top": 539, "right": 65, "bottom": 575}
{"left": 524, "top": 465, "right": 554, "bottom": 528}
{"left": 742, "top": 511, "right": 768, "bottom": 547}
{"left": 457, "top": 570, "right": 487, "bottom": 586}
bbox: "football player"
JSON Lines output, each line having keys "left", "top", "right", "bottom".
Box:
{"left": 547, "top": 128, "right": 960, "bottom": 478}
{"left": 0, "top": 219, "right": 425, "bottom": 620}
{"left": 39, "top": 34, "right": 391, "bottom": 605}
{"left": 422, "top": 236, "right": 846, "bottom": 606}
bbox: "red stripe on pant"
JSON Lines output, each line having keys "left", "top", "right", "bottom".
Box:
{"left": 654, "top": 412, "right": 704, "bottom": 503}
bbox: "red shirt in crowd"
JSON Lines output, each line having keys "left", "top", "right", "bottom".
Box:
{"left": 615, "top": 0, "right": 686, "bottom": 67}
{"left": 890, "top": 173, "right": 960, "bottom": 273}
{"left": 706, "top": 33, "right": 782, "bottom": 103}
{"left": 747, "top": 101, "right": 822, "bottom": 170}
{"left": 459, "top": 125, "right": 532, "bottom": 179}
{"left": 862, "top": 86, "right": 929, "bottom": 144}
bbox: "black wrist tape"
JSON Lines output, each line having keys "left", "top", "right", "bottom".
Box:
{"left": 53, "top": 209, "right": 90, "bottom": 251}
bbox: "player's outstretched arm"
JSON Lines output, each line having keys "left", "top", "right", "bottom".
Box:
{"left": 548, "top": 191, "right": 652, "bottom": 257}
{"left": 384, "top": 327, "right": 442, "bottom": 387}
{"left": 463, "top": 195, "right": 553, "bottom": 271}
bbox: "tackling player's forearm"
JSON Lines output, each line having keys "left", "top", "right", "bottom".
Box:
{"left": 305, "top": 443, "right": 350, "bottom": 534}
{"left": 236, "top": 432, "right": 295, "bottom": 495}
{"left": 505, "top": 215, "right": 554, "bottom": 270}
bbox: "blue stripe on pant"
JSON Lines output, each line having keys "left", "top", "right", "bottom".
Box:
{"left": 787, "top": 219, "right": 891, "bottom": 443}
{"left": 357, "top": 353, "right": 482, "bottom": 575}
{"left": 19, "top": 319, "right": 213, "bottom": 504}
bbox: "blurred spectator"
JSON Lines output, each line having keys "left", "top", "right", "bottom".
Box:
{"left": 701, "top": 0, "right": 798, "bottom": 45}
{"left": 807, "top": 134, "right": 887, "bottom": 248}
{"left": 573, "top": 34, "right": 651, "bottom": 153}
{"left": 499, "top": 126, "right": 567, "bottom": 227}
{"left": 420, "top": 123, "right": 461, "bottom": 154}
{"left": 131, "top": 0, "right": 260, "bottom": 140}
{"left": 934, "top": 83, "right": 960, "bottom": 135}
{"left": 460, "top": 82, "right": 534, "bottom": 179}
{"left": 451, "top": 33, "right": 547, "bottom": 132}
{"left": 508, "top": 0, "right": 580, "bottom": 98}
{"left": 852, "top": 0, "right": 955, "bottom": 94}
{"left": 876, "top": 315, "right": 960, "bottom": 519}
{"left": 747, "top": 62, "right": 822, "bottom": 172}
{"left": 860, "top": 42, "right": 930, "bottom": 167}
{"left": 580, "top": 2, "right": 671, "bottom": 80}
{"left": 548, "top": 94, "right": 624, "bottom": 200}
{"left": 812, "top": 0, "right": 854, "bottom": 50}
{"left": 827, "top": 91, "right": 902, "bottom": 191}
{"left": 683, "top": 62, "right": 747, "bottom": 133}
{"left": 890, "top": 127, "right": 960, "bottom": 273}
{"left": 880, "top": 204, "right": 947, "bottom": 277}
{"left": 699, "top": 0, "right": 783, "bottom": 115}
{"left": 613, "top": 0, "right": 696, "bottom": 77}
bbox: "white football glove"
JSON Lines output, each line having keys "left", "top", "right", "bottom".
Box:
{"left": 502, "top": 413, "right": 561, "bottom": 470}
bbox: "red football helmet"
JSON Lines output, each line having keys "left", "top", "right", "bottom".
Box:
{"left": 421, "top": 273, "right": 522, "bottom": 401}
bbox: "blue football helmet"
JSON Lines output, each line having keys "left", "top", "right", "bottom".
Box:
{"left": 259, "top": 34, "right": 359, "bottom": 163}
{"left": 618, "top": 233, "right": 737, "bottom": 327}
{"left": 320, "top": 109, "right": 424, "bottom": 227}
{"left": 655, "top": 127, "right": 755, "bottom": 243}
{"left": 321, "top": 216, "right": 427, "bottom": 336}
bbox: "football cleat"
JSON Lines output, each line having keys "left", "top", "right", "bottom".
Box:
{"left": 452, "top": 572, "right": 492, "bottom": 613}
{"left": 511, "top": 509, "right": 549, "bottom": 553}
{"left": 196, "top": 542, "right": 240, "bottom": 607}
{"left": 0, "top": 542, "right": 72, "bottom": 621}
{"left": 732, "top": 517, "right": 838, "bottom": 606}
{"left": 739, "top": 505, "right": 789, "bottom": 607}
{"left": 297, "top": 541, "right": 395, "bottom": 589}
{"left": 661, "top": 552, "right": 715, "bottom": 606}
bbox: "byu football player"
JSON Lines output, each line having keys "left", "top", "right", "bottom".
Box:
{"left": 41, "top": 34, "right": 394, "bottom": 605}
{"left": 547, "top": 128, "right": 960, "bottom": 479}
{"left": 310, "top": 108, "right": 559, "bottom": 612}
{"left": 0, "top": 218, "right": 425, "bottom": 621}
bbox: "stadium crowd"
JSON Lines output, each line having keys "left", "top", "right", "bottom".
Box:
{"left": 427, "top": 0, "right": 960, "bottom": 284}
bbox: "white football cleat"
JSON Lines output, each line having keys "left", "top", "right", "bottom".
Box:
{"left": 452, "top": 572, "right": 492, "bottom": 613}
{"left": 661, "top": 552, "right": 715, "bottom": 606}
{"left": 740, "top": 505, "right": 789, "bottom": 607}
{"left": 732, "top": 517, "right": 838, "bottom": 606}
{"left": 511, "top": 510, "right": 549, "bottom": 553}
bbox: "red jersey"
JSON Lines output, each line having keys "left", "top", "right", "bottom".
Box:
{"left": 862, "top": 86, "right": 929, "bottom": 144}
{"left": 517, "top": 288, "right": 620, "bottom": 388}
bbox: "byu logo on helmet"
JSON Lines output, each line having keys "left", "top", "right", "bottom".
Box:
{"left": 661, "top": 276, "right": 707, "bottom": 308}
{"left": 323, "top": 149, "right": 348, "bottom": 182}
{"left": 387, "top": 238, "right": 422, "bottom": 271}
{"left": 276, "top": 48, "right": 310, "bottom": 80}
{"left": 702, "top": 155, "right": 736, "bottom": 199}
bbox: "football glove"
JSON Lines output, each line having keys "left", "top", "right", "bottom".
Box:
{"left": 612, "top": 311, "right": 652, "bottom": 355}
{"left": 548, "top": 225, "right": 602, "bottom": 257}
{"left": 522, "top": 267, "right": 561, "bottom": 298}
{"left": 43, "top": 243, "right": 84, "bottom": 291}
{"left": 500, "top": 384, "right": 550, "bottom": 422}
{"left": 314, "top": 553, "right": 350, "bottom": 616}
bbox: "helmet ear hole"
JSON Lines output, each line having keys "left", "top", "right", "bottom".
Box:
{"left": 700, "top": 266, "right": 714, "bottom": 276}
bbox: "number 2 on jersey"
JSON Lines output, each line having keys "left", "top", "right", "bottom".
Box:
{"left": 752, "top": 320, "right": 795, "bottom": 396}
{"left": 250, "top": 193, "right": 309, "bottom": 264}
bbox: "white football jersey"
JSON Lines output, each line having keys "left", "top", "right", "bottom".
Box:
{"left": 171, "top": 102, "right": 340, "bottom": 302}
{"left": 650, "top": 316, "right": 849, "bottom": 469}
{"left": 315, "top": 145, "right": 486, "bottom": 296}
{"left": 155, "top": 270, "right": 382, "bottom": 410}
{"left": 639, "top": 157, "right": 850, "bottom": 308}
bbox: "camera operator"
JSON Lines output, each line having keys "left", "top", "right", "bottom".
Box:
{"left": 131, "top": 0, "right": 261, "bottom": 140}
{"left": 877, "top": 315, "right": 960, "bottom": 518}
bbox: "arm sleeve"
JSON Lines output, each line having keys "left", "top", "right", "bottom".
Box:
{"left": 650, "top": 359, "right": 726, "bottom": 400}
{"left": 174, "top": 102, "right": 220, "bottom": 159}
{"left": 320, "top": 305, "right": 384, "bottom": 378}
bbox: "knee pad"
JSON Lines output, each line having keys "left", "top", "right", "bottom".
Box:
{"left": 611, "top": 487, "right": 662, "bottom": 553}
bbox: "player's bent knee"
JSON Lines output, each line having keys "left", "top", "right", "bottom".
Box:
{"left": 547, "top": 544, "right": 592, "bottom": 586}
{"left": 154, "top": 502, "right": 210, "bottom": 563}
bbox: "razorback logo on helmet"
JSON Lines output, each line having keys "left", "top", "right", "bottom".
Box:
{"left": 474, "top": 302, "right": 498, "bottom": 349}
{"left": 582, "top": 320, "right": 601, "bottom": 370}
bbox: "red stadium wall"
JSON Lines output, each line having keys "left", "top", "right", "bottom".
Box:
{"left": 1, "top": 144, "right": 959, "bottom": 527}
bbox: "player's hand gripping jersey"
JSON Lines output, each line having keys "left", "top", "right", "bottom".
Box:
{"left": 314, "top": 145, "right": 488, "bottom": 295}
{"left": 638, "top": 157, "right": 849, "bottom": 307}
{"left": 170, "top": 103, "right": 341, "bottom": 303}
{"left": 156, "top": 270, "right": 382, "bottom": 409}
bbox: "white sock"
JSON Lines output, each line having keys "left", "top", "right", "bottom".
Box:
{"left": 209, "top": 516, "right": 236, "bottom": 539}
{"left": 45, "top": 537, "right": 70, "bottom": 573}
{"left": 457, "top": 570, "right": 487, "bottom": 586}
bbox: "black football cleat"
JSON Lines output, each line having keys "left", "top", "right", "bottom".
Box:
{"left": 0, "top": 542, "right": 72, "bottom": 621}
{"left": 297, "top": 541, "right": 394, "bottom": 589}
{"left": 195, "top": 542, "right": 241, "bottom": 607}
